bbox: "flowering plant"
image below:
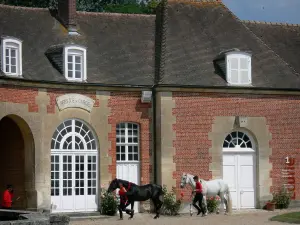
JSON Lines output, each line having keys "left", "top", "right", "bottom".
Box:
{"left": 161, "top": 186, "right": 183, "bottom": 216}
{"left": 100, "top": 186, "right": 118, "bottom": 216}
{"left": 206, "top": 196, "right": 220, "bottom": 213}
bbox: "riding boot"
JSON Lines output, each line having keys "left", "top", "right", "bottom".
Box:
{"left": 118, "top": 206, "right": 123, "bottom": 220}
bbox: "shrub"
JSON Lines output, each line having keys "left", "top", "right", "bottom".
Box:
{"left": 100, "top": 188, "right": 118, "bottom": 216}
{"left": 206, "top": 196, "right": 220, "bottom": 213}
{"left": 272, "top": 186, "right": 292, "bottom": 209}
{"left": 161, "top": 186, "right": 183, "bottom": 216}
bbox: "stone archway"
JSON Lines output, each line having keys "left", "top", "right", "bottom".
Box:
{"left": 208, "top": 116, "right": 272, "bottom": 208}
{"left": 0, "top": 115, "right": 35, "bottom": 209}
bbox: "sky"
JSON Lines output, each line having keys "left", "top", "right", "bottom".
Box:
{"left": 222, "top": 0, "right": 300, "bottom": 24}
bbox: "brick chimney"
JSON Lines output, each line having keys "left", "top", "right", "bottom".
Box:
{"left": 57, "top": 0, "right": 77, "bottom": 31}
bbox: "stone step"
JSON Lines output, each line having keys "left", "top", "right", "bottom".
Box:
{"left": 64, "top": 212, "right": 112, "bottom": 221}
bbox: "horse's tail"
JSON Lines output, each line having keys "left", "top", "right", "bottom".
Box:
{"left": 158, "top": 185, "right": 164, "bottom": 202}
{"left": 225, "top": 185, "right": 233, "bottom": 215}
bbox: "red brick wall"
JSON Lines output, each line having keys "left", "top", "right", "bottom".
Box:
{"left": 0, "top": 86, "right": 38, "bottom": 112}
{"left": 172, "top": 92, "right": 300, "bottom": 201}
{"left": 108, "top": 92, "right": 152, "bottom": 185}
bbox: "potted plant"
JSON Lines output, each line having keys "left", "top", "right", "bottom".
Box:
{"left": 266, "top": 200, "right": 276, "bottom": 211}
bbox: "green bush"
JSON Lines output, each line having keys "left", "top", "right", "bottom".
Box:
{"left": 272, "top": 187, "right": 292, "bottom": 209}
{"left": 161, "top": 186, "right": 183, "bottom": 216}
{"left": 206, "top": 196, "right": 220, "bottom": 213}
{"left": 100, "top": 188, "right": 118, "bottom": 216}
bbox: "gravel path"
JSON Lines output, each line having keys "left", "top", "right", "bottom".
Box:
{"left": 70, "top": 208, "right": 300, "bottom": 225}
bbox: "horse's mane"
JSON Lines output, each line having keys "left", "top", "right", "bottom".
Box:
{"left": 115, "top": 178, "right": 137, "bottom": 186}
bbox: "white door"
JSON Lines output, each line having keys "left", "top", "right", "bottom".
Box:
{"left": 51, "top": 119, "right": 98, "bottom": 213}
{"left": 116, "top": 122, "right": 140, "bottom": 213}
{"left": 117, "top": 163, "right": 140, "bottom": 212}
{"left": 223, "top": 153, "right": 255, "bottom": 210}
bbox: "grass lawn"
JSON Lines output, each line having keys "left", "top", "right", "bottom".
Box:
{"left": 270, "top": 212, "right": 300, "bottom": 224}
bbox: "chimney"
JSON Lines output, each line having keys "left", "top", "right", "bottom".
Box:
{"left": 57, "top": 0, "right": 77, "bottom": 32}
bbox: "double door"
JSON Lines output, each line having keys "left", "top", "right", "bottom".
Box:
{"left": 51, "top": 154, "right": 98, "bottom": 212}
{"left": 223, "top": 153, "right": 255, "bottom": 209}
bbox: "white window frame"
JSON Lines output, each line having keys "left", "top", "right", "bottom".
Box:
{"left": 63, "top": 45, "right": 87, "bottom": 82}
{"left": 116, "top": 122, "right": 140, "bottom": 162}
{"left": 1, "top": 37, "right": 22, "bottom": 76}
{"left": 225, "top": 51, "right": 252, "bottom": 85}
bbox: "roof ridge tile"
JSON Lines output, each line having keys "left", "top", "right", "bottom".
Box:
{"left": 242, "top": 20, "right": 300, "bottom": 27}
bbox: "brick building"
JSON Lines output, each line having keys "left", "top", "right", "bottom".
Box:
{"left": 0, "top": 0, "right": 299, "bottom": 213}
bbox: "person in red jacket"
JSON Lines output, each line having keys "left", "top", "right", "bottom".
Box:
{"left": 117, "top": 183, "right": 133, "bottom": 220}
{"left": 2, "top": 185, "right": 14, "bottom": 209}
{"left": 192, "top": 176, "right": 206, "bottom": 216}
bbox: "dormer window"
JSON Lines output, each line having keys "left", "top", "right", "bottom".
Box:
{"left": 64, "top": 45, "right": 86, "bottom": 82}
{"left": 1, "top": 37, "right": 22, "bottom": 76}
{"left": 226, "top": 51, "right": 252, "bottom": 85}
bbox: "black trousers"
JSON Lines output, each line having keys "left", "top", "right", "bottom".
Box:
{"left": 118, "top": 201, "right": 133, "bottom": 218}
{"left": 192, "top": 193, "right": 205, "bottom": 214}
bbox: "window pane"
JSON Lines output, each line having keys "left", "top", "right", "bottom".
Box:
{"left": 5, "top": 65, "right": 9, "bottom": 73}
{"left": 11, "top": 49, "right": 16, "bottom": 57}
{"left": 68, "top": 63, "right": 73, "bottom": 70}
{"left": 121, "top": 154, "right": 125, "bottom": 161}
{"left": 240, "top": 58, "right": 248, "bottom": 70}
{"left": 231, "top": 58, "right": 238, "bottom": 69}
{"left": 230, "top": 70, "right": 239, "bottom": 83}
{"left": 75, "top": 71, "right": 81, "bottom": 78}
{"left": 75, "top": 56, "right": 81, "bottom": 63}
{"left": 5, "top": 48, "right": 9, "bottom": 55}
{"left": 68, "top": 55, "right": 72, "bottom": 62}
{"left": 240, "top": 71, "right": 249, "bottom": 84}
{"left": 11, "top": 58, "right": 16, "bottom": 66}
{"left": 75, "top": 64, "right": 81, "bottom": 71}
{"left": 11, "top": 66, "right": 16, "bottom": 73}
{"left": 68, "top": 71, "right": 73, "bottom": 78}
{"left": 134, "top": 154, "right": 138, "bottom": 161}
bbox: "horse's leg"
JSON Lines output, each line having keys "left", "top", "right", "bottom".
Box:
{"left": 129, "top": 201, "right": 135, "bottom": 219}
{"left": 124, "top": 201, "right": 134, "bottom": 219}
{"left": 202, "top": 195, "right": 208, "bottom": 215}
{"left": 218, "top": 193, "right": 225, "bottom": 215}
{"left": 223, "top": 196, "right": 228, "bottom": 215}
{"left": 152, "top": 195, "right": 163, "bottom": 219}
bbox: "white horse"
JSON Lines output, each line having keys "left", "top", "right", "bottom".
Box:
{"left": 180, "top": 173, "right": 232, "bottom": 215}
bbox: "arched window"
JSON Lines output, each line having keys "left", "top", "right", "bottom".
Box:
{"left": 1, "top": 37, "right": 23, "bottom": 76}
{"left": 51, "top": 119, "right": 96, "bottom": 151}
{"left": 116, "top": 122, "right": 139, "bottom": 162}
{"left": 223, "top": 131, "right": 252, "bottom": 148}
{"left": 64, "top": 45, "right": 87, "bottom": 82}
{"left": 50, "top": 119, "right": 98, "bottom": 212}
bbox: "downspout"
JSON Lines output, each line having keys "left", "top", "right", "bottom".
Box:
{"left": 151, "top": 84, "right": 157, "bottom": 184}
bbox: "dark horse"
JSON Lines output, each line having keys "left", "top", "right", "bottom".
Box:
{"left": 107, "top": 178, "right": 164, "bottom": 219}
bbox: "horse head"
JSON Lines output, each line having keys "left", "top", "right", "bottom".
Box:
{"left": 180, "top": 173, "right": 188, "bottom": 188}
{"left": 107, "top": 178, "right": 119, "bottom": 193}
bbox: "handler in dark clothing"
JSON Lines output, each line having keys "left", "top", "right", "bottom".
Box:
{"left": 192, "top": 176, "right": 206, "bottom": 216}
{"left": 118, "top": 183, "right": 134, "bottom": 220}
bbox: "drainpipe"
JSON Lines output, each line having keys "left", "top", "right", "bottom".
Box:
{"left": 151, "top": 84, "right": 157, "bottom": 184}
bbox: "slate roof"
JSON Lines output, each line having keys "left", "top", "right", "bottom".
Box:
{"left": 0, "top": 1, "right": 300, "bottom": 89}
{"left": 243, "top": 20, "right": 300, "bottom": 75}
{"left": 0, "top": 4, "right": 156, "bottom": 85}
{"left": 156, "top": 0, "right": 300, "bottom": 88}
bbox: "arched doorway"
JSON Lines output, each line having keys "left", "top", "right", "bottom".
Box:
{"left": 50, "top": 119, "right": 98, "bottom": 212}
{"left": 0, "top": 115, "right": 34, "bottom": 210}
{"left": 222, "top": 130, "right": 256, "bottom": 210}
